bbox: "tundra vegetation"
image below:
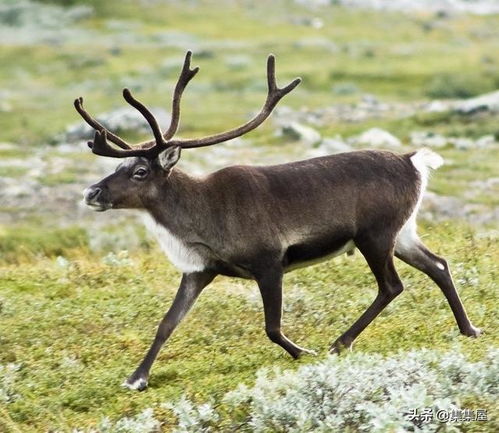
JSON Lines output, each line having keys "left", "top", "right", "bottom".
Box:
{"left": 0, "top": 0, "right": 498, "bottom": 432}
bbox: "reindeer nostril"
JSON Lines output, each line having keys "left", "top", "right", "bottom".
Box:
{"left": 87, "top": 187, "right": 102, "bottom": 201}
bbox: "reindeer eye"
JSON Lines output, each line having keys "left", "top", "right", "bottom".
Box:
{"left": 132, "top": 167, "right": 148, "bottom": 179}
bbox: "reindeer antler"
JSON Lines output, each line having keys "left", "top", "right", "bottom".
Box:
{"left": 164, "top": 50, "right": 199, "bottom": 140}
{"left": 169, "top": 55, "right": 301, "bottom": 149}
{"left": 74, "top": 51, "right": 300, "bottom": 159}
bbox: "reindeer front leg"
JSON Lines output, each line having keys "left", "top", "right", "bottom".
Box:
{"left": 124, "top": 270, "right": 216, "bottom": 391}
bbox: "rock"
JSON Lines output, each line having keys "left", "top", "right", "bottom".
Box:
{"left": 272, "top": 98, "right": 418, "bottom": 127}
{"left": 469, "top": 177, "right": 499, "bottom": 192}
{"left": 410, "top": 131, "right": 447, "bottom": 148}
{"left": 354, "top": 128, "right": 401, "bottom": 149}
{"left": 312, "top": 0, "right": 499, "bottom": 16}
{"left": 0, "top": 0, "right": 94, "bottom": 46}
{"left": 410, "top": 131, "right": 498, "bottom": 150}
{"left": 307, "top": 137, "right": 351, "bottom": 157}
{"left": 448, "top": 137, "right": 475, "bottom": 150}
{"left": 474, "top": 135, "right": 497, "bottom": 149}
{"left": 420, "top": 191, "right": 499, "bottom": 226}
{"left": 421, "top": 192, "right": 466, "bottom": 220}
{"left": 279, "top": 122, "right": 322, "bottom": 146}
{"left": 0, "top": 142, "right": 17, "bottom": 151}
{"left": 424, "top": 100, "right": 450, "bottom": 113}
{"left": 63, "top": 107, "right": 171, "bottom": 142}
{"left": 319, "top": 138, "right": 352, "bottom": 154}
{"left": 359, "top": 93, "right": 380, "bottom": 106}
{"left": 454, "top": 90, "right": 499, "bottom": 114}
{"left": 0, "top": 177, "right": 40, "bottom": 200}
{"left": 0, "top": 1, "right": 92, "bottom": 28}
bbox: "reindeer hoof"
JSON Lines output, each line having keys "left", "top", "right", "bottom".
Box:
{"left": 461, "top": 326, "right": 482, "bottom": 338}
{"left": 329, "top": 339, "right": 352, "bottom": 355}
{"left": 329, "top": 345, "right": 340, "bottom": 356}
{"left": 122, "top": 375, "right": 148, "bottom": 391}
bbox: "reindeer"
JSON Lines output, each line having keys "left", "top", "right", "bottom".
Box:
{"left": 77, "top": 51, "right": 481, "bottom": 391}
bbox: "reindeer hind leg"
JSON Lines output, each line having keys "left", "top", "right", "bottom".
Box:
{"left": 394, "top": 221, "right": 481, "bottom": 337}
{"left": 330, "top": 232, "right": 404, "bottom": 354}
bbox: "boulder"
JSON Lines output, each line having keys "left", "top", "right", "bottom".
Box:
{"left": 448, "top": 137, "right": 475, "bottom": 150}
{"left": 410, "top": 131, "right": 447, "bottom": 148}
{"left": 319, "top": 137, "right": 352, "bottom": 153}
{"left": 421, "top": 191, "right": 499, "bottom": 226}
{"left": 410, "top": 131, "right": 498, "bottom": 150}
{"left": 279, "top": 122, "right": 321, "bottom": 146}
{"left": 321, "top": 0, "right": 499, "bottom": 15}
{"left": 454, "top": 90, "right": 499, "bottom": 114}
{"left": 307, "top": 137, "right": 351, "bottom": 157}
{"left": 354, "top": 128, "right": 401, "bottom": 148}
{"left": 424, "top": 100, "right": 450, "bottom": 113}
{"left": 474, "top": 135, "right": 497, "bottom": 149}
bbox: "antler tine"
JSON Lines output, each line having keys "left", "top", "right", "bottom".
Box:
{"left": 110, "top": 51, "right": 200, "bottom": 154}
{"left": 122, "top": 88, "right": 165, "bottom": 148}
{"left": 89, "top": 129, "right": 155, "bottom": 158}
{"left": 267, "top": 55, "right": 278, "bottom": 93}
{"left": 77, "top": 52, "right": 299, "bottom": 159}
{"left": 168, "top": 54, "right": 301, "bottom": 149}
{"left": 163, "top": 50, "right": 200, "bottom": 140}
{"left": 266, "top": 54, "right": 301, "bottom": 108}
{"left": 73, "top": 97, "right": 131, "bottom": 150}
{"left": 75, "top": 50, "right": 200, "bottom": 159}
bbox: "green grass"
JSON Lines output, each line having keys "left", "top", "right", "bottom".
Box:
{"left": 1, "top": 1, "right": 498, "bottom": 431}
{"left": 37, "top": 170, "right": 79, "bottom": 187}
{"left": 0, "top": 225, "right": 88, "bottom": 264}
{"left": 1, "top": 1, "right": 499, "bottom": 145}
{"left": 0, "top": 223, "right": 497, "bottom": 432}
{"left": 0, "top": 166, "right": 28, "bottom": 178}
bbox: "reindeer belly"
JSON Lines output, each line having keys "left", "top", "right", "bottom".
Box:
{"left": 283, "top": 237, "right": 355, "bottom": 272}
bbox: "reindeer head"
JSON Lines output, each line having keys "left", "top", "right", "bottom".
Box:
{"left": 82, "top": 150, "right": 181, "bottom": 211}
{"left": 77, "top": 51, "right": 301, "bottom": 211}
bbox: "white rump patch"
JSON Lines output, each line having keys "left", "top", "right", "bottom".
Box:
{"left": 409, "top": 148, "right": 443, "bottom": 197}
{"left": 395, "top": 219, "right": 419, "bottom": 255}
{"left": 142, "top": 213, "right": 206, "bottom": 273}
{"left": 396, "top": 149, "right": 444, "bottom": 255}
{"left": 411, "top": 148, "right": 444, "bottom": 171}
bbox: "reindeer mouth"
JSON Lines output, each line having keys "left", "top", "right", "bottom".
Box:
{"left": 86, "top": 202, "right": 112, "bottom": 212}
{"left": 83, "top": 187, "right": 112, "bottom": 211}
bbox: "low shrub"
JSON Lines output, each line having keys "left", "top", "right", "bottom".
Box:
{"left": 425, "top": 74, "right": 495, "bottom": 99}
{"left": 72, "top": 348, "right": 497, "bottom": 432}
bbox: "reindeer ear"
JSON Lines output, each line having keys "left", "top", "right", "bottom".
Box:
{"left": 157, "top": 146, "right": 181, "bottom": 171}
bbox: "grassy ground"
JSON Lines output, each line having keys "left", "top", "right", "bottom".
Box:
{"left": 1, "top": 1, "right": 498, "bottom": 145}
{"left": 0, "top": 223, "right": 497, "bottom": 432}
{"left": 1, "top": 0, "right": 498, "bottom": 431}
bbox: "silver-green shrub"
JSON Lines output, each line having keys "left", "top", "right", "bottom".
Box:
{"left": 0, "top": 363, "right": 20, "bottom": 404}
{"left": 172, "top": 348, "right": 498, "bottom": 432}
{"left": 70, "top": 348, "right": 497, "bottom": 432}
{"left": 97, "top": 409, "right": 161, "bottom": 433}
